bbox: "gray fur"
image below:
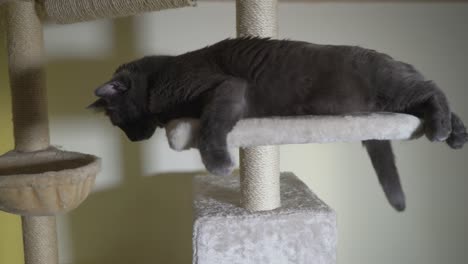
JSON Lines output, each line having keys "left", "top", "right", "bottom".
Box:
{"left": 89, "top": 37, "right": 468, "bottom": 211}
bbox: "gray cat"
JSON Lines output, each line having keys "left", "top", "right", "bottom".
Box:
{"left": 89, "top": 37, "right": 467, "bottom": 211}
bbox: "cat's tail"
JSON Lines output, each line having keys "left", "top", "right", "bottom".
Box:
{"left": 363, "top": 140, "right": 406, "bottom": 212}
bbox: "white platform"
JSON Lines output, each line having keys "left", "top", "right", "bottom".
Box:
{"left": 192, "top": 173, "right": 337, "bottom": 264}
{"left": 166, "top": 113, "right": 423, "bottom": 151}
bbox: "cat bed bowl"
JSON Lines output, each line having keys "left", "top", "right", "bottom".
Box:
{"left": 166, "top": 113, "right": 424, "bottom": 150}
{"left": 0, "top": 147, "right": 100, "bottom": 216}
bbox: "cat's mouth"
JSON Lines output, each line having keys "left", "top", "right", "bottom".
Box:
{"left": 87, "top": 98, "right": 108, "bottom": 113}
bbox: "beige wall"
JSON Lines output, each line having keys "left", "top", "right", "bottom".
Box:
{"left": 1, "top": 1, "right": 467, "bottom": 264}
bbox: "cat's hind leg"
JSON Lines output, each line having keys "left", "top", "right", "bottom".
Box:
{"left": 198, "top": 78, "right": 247, "bottom": 176}
{"left": 403, "top": 81, "right": 467, "bottom": 148}
{"left": 401, "top": 81, "right": 452, "bottom": 142}
{"left": 421, "top": 85, "right": 452, "bottom": 142}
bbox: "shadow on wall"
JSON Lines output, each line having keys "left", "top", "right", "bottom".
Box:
{"left": 67, "top": 138, "right": 195, "bottom": 264}
{"left": 44, "top": 17, "right": 194, "bottom": 264}
{"left": 68, "top": 169, "right": 194, "bottom": 264}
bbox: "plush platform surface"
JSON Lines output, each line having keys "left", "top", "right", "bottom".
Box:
{"left": 166, "top": 113, "right": 423, "bottom": 151}
{"left": 193, "top": 172, "right": 337, "bottom": 264}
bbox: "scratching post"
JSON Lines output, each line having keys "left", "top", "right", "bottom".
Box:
{"left": 237, "top": 0, "right": 281, "bottom": 212}
{"left": 1, "top": 1, "right": 195, "bottom": 263}
{"left": 240, "top": 146, "right": 280, "bottom": 211}
{"left": 6, "top": 2, "right": 57, "bottom": 264}
{"left": 1, "top": 1, "right": 197, "bottom": 263}
{"left": 37, "top": 0, "right": 196, "bottom": 24}
{"left": 6, "top": 0, "right": 49, "bottom": 152}
{"left": 236, "top": 0, "right": 278, "bottom": 37}
{"left": 1, "top": 2, "right": 99, "bottom": 264}
{"left": 22, "top": 216, "right": 58, "bottom": 264}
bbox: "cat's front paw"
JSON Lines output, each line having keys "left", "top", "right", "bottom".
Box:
{"left": 200, "top": 149, "right": 235, "bottom": 176}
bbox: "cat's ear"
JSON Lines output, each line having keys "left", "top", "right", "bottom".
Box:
{"left": 87, "top": 98, "right": 107, "bottom": 112}
{"left": 95, "top": 81, "right": 127, "bottom": 98}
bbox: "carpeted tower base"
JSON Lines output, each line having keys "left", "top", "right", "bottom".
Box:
{"left": 192, "top": 173, "right": 337, "bottom": 264}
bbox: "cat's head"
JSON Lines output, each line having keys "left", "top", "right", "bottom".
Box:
{"left": 88, "top": 67, "right": 159, "bottom": 142}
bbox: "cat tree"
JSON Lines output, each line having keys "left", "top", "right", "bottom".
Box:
{"left": 0, "top": 1, "right": 422, "bottom": 264}
{"left": 0, "top": 1, "right": 194, "bottom": 264}
{"left": 167, "top": 1, "right": 422, "bottom": 263}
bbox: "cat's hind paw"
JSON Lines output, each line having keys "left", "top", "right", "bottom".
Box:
{"left": 446, "top": 132, "right": 468, "bottom": 149}
{"left": 446, "top": 112, "right": 467, "bottom": 149}
{"left": 425, "top": 117, "right": 452, "bottom": 142}
{"left": 201, "top": 149, "right": 235, "bottom": 176}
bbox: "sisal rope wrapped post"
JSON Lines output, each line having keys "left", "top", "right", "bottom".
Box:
{"left": 236, "top": 0, "right": 281, "bottom": 211}
{"left": 236, "top": 0, "right": 278, "bottom": 38}
{"left": 37, "top": 0, "right": 196, "bottom": 24}
{"left": 5, "top": 2, "right": 58, "bottom": 264}
{"left": 22, "top": 216, "right": 58, "bottom": 264}
{"left": 239, "top": 146, "right": 280, "bottom": 211}
{"left": 6, "top": 0, "right": 50, "bottom": 152}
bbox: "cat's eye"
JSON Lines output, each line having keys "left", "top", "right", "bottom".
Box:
{"left": 112, "top": 83, "right": 127, "bottom": 92}
{"left": 105, "top": 82, "right": 125, "bottom": 93}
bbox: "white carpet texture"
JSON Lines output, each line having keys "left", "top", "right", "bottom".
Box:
{"left": 166, "top": 113, "right": 423, "bottom": 151}
{"left": 182, "top": 114, "right": 421, "bottom": 263}
{"left": 192, "top": 173, "right": 337, "bottom": 264}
